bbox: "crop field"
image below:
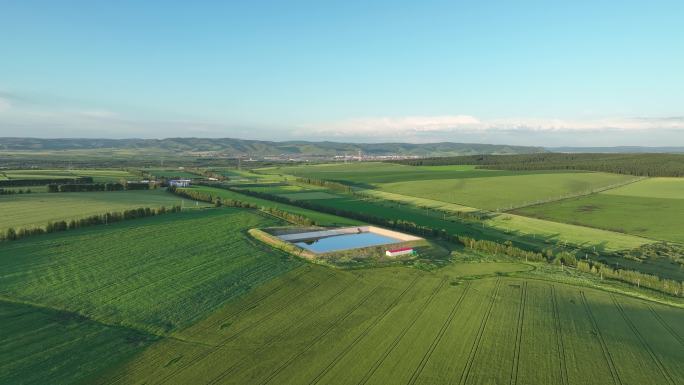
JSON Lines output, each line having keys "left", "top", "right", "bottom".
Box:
{"left": 0, "top": 168, "right": 137, "bottom": 182}
{"left": 516, "top": 178, "right": 684, "bottom": 243}
{"left": 94, "top": 263, "right": 684, "bottom": 385}
{"left": 0, "top": 208, "right": 300, "bottom": 334}
{"left": 0, "top": 300, "right": 154, "bottom": 385}
{"left": 0, "top": 189, "right": 205, "bottom": 232}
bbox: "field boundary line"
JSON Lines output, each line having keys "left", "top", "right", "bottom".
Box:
{"left": 456, "top": 279, "right": 502, "bottom": 385}
{"left": 406, "top": 281, "right": 471, "bottom": 385}
{"left": 258, "top": 281, "right": 387, "bottom": 385}
{"left": 647, "top": 305, "right": 684, "bottom": 346}
{"left": 205, "top": 278, "right": 355, "bottom": 385}
{"left": 356, "top": 277, "right": 447, "bottom": 385}
{"left": 509, "top": 281, "right": 527, "bottom": 385}
{"left": 550, "top": 285, "right": 569, "bottom": 385}
{"left": 610, "top": 295, "right": 675, "bottom": 385}
{"left": 146, "top": 276, "right": 329, "bottom": 385}
{"left": 580, "top": 291, "right": 622, "bottom": 385}
{"left": 307, "top": 276, "right": 421, "bottom": 385}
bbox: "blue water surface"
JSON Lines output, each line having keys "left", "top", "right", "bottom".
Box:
{"left": 295, "top": 232, "right": 400, "bottom": 253}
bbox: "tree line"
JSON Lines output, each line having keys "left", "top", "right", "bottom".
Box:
{"left": 295, "top": 177, "right": 353, "bottom": 193}
{"left": 1, "top": 205, "right": 181, "bottom": 242}
{"left": 577, "top": 260, "right": 682, "bottom": 297}
{"left": 47, "top": 181, "right": 152, "bottom": 192}
{"left": 0, "top": 176, "right": 93, "bottom": 187}
{"left": 0, "top": 188, "right": 33, "bottom": 195}
{"left": 391, "top": 153, "right": 684, "bottom": 177}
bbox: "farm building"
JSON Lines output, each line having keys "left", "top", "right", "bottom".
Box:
{"left": 385, "top": 247, "right": 414, "bottom": 257}
{"left": 169, "top": 179, "right": 191, "bottom": 187}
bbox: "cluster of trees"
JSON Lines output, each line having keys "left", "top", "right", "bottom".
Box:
{"left": 456, "top": 236, "right": 546, "bottom": 262}
{"left": 1, "top": 205, "right": 181, "bottom": 242}
{"left": 48, "top": 183, "right": 124, "bottom": 192}
{"left": 392, "top": 153, "right": 684, "bottom": 177}
{"left": 577, "top": 260, "right": 682, "bottom": 297}
{"left": 0, "top": 188, "right": 33, "bottom": 195}
{"left": 295, "top": 177, "right": 353, "bottom": 193}
{"left": 0, "top": 176, "right": 94, "bottom": 187}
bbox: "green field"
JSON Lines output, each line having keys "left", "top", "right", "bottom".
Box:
{"left": 1, "top": 168, "right": 137, "bottom": 182}
{"left": 269, "top": 161, "right": 641, "bottom": 213}
{"left": 0, "top": 189, "right": 204, "bottom": 232}
{"left": 279, "top": 191, "right": 343, "bottom": 200}
{"left": 378, "top": 172, "right": 637, "bottom": 211}
{"left": 517, "top": 178, "right": 684, "bottom": 244}
{"left": 94, "top": 263, "right": 684, "bottom": 385}
{"left": 182, "top": 185, "right": 361, "bottom": 226}
{"left": 266, "top": 163, "right": 524, "bottom": 184}
{"left": 0, "top": 208, "right": 299, "bottom": 334}
{"left": 142, "top": 168, "right": 202, "bottom": 179}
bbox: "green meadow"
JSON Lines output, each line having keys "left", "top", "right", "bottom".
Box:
{"left": 377, "top": 172, "right": 636, "bottom": 211}
{"left": 0, "top": 189, "right": 203, "bottom": 232}
{"left": 517, "top": 178, "right": 684, "bottom": 243}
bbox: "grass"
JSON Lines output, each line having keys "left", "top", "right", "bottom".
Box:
{"left": 0, "top": 208, "right": 300, "bottom": 334}
{"left": 377, "top": 172, "right": 637, "bottom": 211}
{"left": 279, "top": 191, "right": 343, "bottom": 200}
{"left": 93, "top": 263, "right": 684, "bottom": 384}
{"left": 602, "top": 177, "right": 684, "bottom": 199}
{"left": 516, "top": 178, "right": 684, "bottom": 244}
{"left": 0, "top": 189, "right": 206, "bottom": 232}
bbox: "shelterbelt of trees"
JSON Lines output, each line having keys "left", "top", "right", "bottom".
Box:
{"left": 392, "top": 153, "right": 684, "bottom": 177}
{"left": 1, "top": 206, "right": 181, "bottom": 242}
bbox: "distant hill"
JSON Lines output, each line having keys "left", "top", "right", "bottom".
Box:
{"left": 0, "top": 137, "right": 545, "bottom": 157}
{"left": 548, "top": 146, "right": 684, "bottom": 154}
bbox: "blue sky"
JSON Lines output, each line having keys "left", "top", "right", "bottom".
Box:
{"left": 1, "top": 0, "right": 683, "bottom": 146}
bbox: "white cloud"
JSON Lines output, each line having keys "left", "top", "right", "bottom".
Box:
{"left": 0, "top": 97, "right": 11, "bottom": 112}
{"left": 302, "top": 115, "right": 684, "bottom": 139}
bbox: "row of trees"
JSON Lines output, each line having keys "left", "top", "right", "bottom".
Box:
{"left": 1, "top": 205, "right": 181, "bottom": 242}
{"left": 0, "top": 176, "right": 94, "bottom": 187}
{"left": 392, "top": 153, "right": 684, "bottom": 177}
{"left": 0, "top": 188, "right": 33, "bottom": 195}
{"left": 577, "top": 260, "right": 682, "bottom": 297}
{"left": 456, "top": 236, "right": 546, "bottom": 262}
{"left": 295, "top": 177, "right": 353, "bottom": 193}
{"left": 48, "top": 183, "right": 124, "bottom": 192}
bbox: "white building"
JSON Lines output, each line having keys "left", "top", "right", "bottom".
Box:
{"left": 169, "top": 179, "right": 191, "bottom": 187}
{"left": 385, "top": 247, "right": 415, "bottom": 257}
